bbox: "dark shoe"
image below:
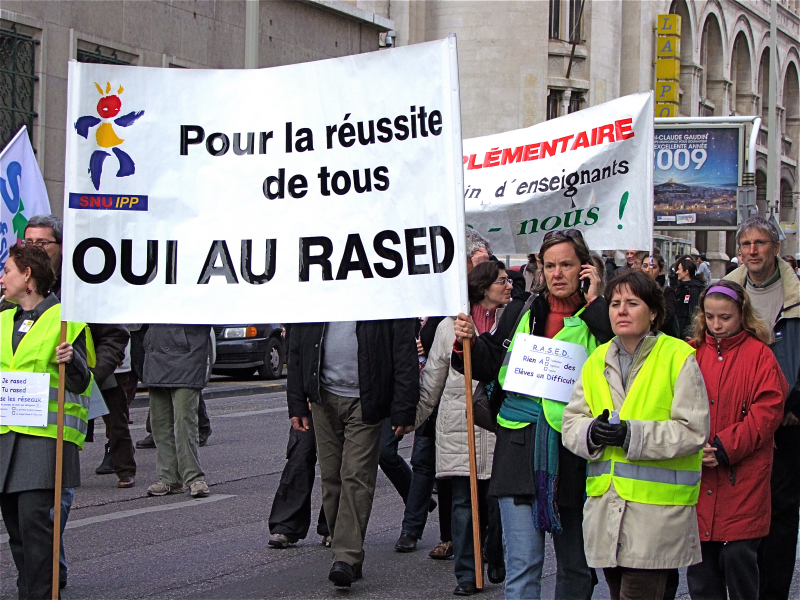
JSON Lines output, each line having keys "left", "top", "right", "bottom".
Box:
{"left": 428, "top": 497, "right": 438, "bottom": 513}
{"left": 59, "top": 580, "right": 67, "bottom": 590}
{"left": 429, "top": 540, "right": 454, "bottom": 560}
{"left": 117, "top": 477, "right": 135, "bottom": 489}
{"left": 268, "top": 533, "right": 299, "bottom": 548}
{"left": 136, "top": 434, "right": 156, "bottom": 449}
{"left": 453, "top": 581, "right": 479, "bottom": 596}
{"left": 199, "top": 430, "right": 211, "bottom": 447}
{"left": 95, "top": 443, "right": 115, "bottom": 474}
{"left": 394, "top": 533, "right": 417, "bottom": 552}
{"left": 487, "top": 563, "right": 505, "bottom": 584}
{"left": 329, "top": 561, "right": 355, "bottom": 587}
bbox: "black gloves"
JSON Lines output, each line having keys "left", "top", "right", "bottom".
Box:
{"left": 589, "top": 409, "right": 628, "bottom": 448}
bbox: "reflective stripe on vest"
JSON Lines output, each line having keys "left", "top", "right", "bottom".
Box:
{"left": 582, "top": 335, "right": 702, "bottom": 506}
{"left": 0, "top": 305, "right": 94, "bottom": 449}
{"left": 498, "top": 304, "right": 598, "bottom": 432}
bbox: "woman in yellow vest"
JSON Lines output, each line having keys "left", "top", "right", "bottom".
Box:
{"left": 0, "top": 243, "right": 93, "bottom": 599}
{"left": 562, "top": 269, "right": 710, "bottom": 600}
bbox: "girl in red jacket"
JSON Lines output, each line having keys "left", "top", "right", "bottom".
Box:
{"left": 687, "top": 280, "right": 788, "bottom": 600}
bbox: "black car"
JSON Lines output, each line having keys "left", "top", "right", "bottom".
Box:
{"left": 211, "top": 324, "right": 285, "bottom": 380}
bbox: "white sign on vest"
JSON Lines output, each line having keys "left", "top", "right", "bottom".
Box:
{"left": 0, "top": 372, "right": 49, "bottom": 427}
{"left": 501, "top": 334, "right": 588, "bottom": 403}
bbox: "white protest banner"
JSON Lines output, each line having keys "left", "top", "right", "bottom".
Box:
{"left": 501, "top": 334, "right": 588, "bottom": 403}
{"left": 0, "top": 126, "right": 52, "bottom": 272}
{"left": 0, "top": 372, "right": 49, "bottom": 427}
{"left": 62, "top": 38, "right": 467, "bottom": 324}
{"left": 463, "top": 92, "right": 654, "bottom": 254}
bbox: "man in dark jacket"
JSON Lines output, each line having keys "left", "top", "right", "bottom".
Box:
{"left": 287, "top": 319, "right": 418, "bottom": 587}
{"left": 134, "top": 325, "right": 213, "bottom": 498}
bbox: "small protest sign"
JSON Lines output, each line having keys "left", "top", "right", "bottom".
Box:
{"left": 0, "top": 372, "right": 50, "bottom": 427}
{"left": 501, "top": 334, "right": 588, "bottom": 403}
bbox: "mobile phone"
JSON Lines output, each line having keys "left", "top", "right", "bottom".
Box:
{"left": 581, "top": 276, "right": 591, "bottom": 293}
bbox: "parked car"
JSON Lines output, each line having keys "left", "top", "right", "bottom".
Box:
{"left": 211, "top": 324, "right": 285, "bottom": 380}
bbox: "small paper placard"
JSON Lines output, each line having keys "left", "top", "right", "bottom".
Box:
{"left": 0, "top": 372, "right": 50, "bottom": 427}
{"left": 501, "top": 334, "right": 588, "bottom": 403}
{"left": 87, "top": 381, "right": 109, "bottom": 420}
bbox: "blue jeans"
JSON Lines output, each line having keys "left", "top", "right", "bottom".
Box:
{"left": 379, "top": 418, "right": 411, "bottom": 502}
{"left": 498, "top": 500, "right": 595, "bottom": 600}
{"left": 498, "top": 497, "right": 545, "bottom": 599}
{"left": 452, "top": 477, "right": 503, "bottom": 585}
{"left": 49, "top": 487, "right": 74, "bottom": 585}
{"left": 400, "top": 433, "right": 436, "bottom": 539}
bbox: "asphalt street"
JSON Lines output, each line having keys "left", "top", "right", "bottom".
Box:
{"left": 1, "top": 380, "right": 796, "bottom": 599}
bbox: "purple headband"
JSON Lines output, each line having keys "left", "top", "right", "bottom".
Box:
{"left": 707, "top": 286, "right": 740, "bottom": 302}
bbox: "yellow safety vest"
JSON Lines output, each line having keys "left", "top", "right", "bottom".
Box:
{"left": 498, "top": 306, "right": 599, "bottom": 432}
{"left": 0, "top": 304, "right": 95, "bottom": 449}
{"left": 582, "top": 335, "right": 702, "bottom": 506}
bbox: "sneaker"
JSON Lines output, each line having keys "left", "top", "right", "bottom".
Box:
{"left": 95, "top": 443, "right": 115, "bottom": 475}
{"left": 199, "top": 430, "right": 211, "bottom": 447}
{"left": 189, "top": 480, "right": 210, "bottom": 498}
{"left": 147, "top": 482, "right": 183, "bottom": 496}
{"left": 136, "top": 434, "right": 156, "bottom": 449}
{"left": 268, "top": 533, "right": 299, "bottom": 548}
{"left": 321, "top": 534, "right": 332, "bottom": 548}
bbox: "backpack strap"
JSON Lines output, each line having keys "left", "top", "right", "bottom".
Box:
{"left": 502, "top": 294, "right": 537, "bottom": 349}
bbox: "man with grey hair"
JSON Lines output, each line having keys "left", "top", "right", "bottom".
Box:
{"left": 724, "top": 216, "right": 800, "bottom": 600}
{"left": 465, "top": 229, "right": 491, "bottom": 270}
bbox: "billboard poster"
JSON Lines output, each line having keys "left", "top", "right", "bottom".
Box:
{"left": 653, "top": 126, "right": 742, "bottom": 228}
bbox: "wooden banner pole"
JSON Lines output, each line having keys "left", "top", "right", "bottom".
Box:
{"left": 462, "top": 337, "right": 484, "bottom": 589}
{"left": 51, "top": 321, "right": 67, "bottom": 600}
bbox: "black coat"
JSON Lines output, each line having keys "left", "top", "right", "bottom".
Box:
{"left": 452, "top": 292, "right": 613, "bottom": 507}
{"left": 286, "top": 320, "right": 419, "bottom": 426}
{"left": 674, "top": 278, "right": 706, "bottom": 339}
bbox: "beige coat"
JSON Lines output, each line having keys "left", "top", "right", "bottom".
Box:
{"left": 415, "top": 317, "right": 496, "bottom": 479}
{"left": 562, "top": 333, "right": 710, "bottom": 569}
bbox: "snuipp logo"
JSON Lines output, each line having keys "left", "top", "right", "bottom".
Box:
{"left": 74, "top": 82, "right": 144, "bottom": 190}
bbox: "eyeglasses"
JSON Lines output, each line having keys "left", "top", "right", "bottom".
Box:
{"left": 542, "top": 228, "right": 584, "bottom": 242}
{"left": 739, "top": 239, "right": 771, "bottom": 251}
{"left": 22, "top": 239, "right": 59, "bottom": 248}
{"left": 492, "top": 278, "right": 511, "bottom": 286}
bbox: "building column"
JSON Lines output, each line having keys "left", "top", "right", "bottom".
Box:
{"left": 244, "top": 0, "right": 259, "bottom": 68}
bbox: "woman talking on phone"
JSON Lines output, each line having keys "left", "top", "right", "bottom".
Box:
{"left": 453, "top": 229, "right": 612, "bottom": 600}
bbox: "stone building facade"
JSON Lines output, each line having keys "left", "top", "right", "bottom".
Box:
{"left": 2, "top": 0, "right": 799, "bottom": 262}
{"left": 357, "top": 0, "right": 800, "bottom": 262}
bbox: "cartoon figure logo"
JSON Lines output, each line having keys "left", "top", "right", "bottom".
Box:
{"left": 74, "top": 82, "right": 144, "bottom": 190}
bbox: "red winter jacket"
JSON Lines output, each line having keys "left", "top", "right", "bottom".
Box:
{"left": 692, "top": 330, "right": 788, "bottom": 541}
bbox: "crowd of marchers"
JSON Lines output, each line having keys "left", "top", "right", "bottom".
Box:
{"left": 0, "top": 213, "right": 798, "bottom": 600}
